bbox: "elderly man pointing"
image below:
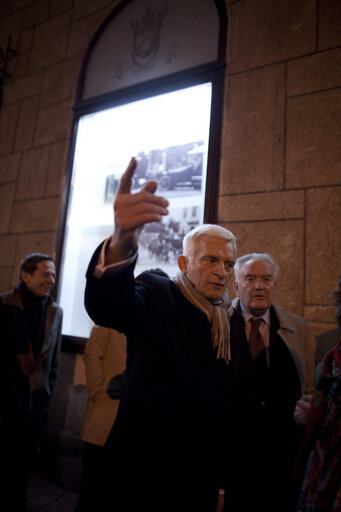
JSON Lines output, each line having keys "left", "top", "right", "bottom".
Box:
{"left": 85, "top": 157, "right": 238, "bottom": 512}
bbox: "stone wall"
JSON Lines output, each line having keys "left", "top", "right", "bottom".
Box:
{"left": 0, "top": 0, "right": 340, "bottom": 343}
{"left": 219, "top": 0, "right": 341, "bottom": 345}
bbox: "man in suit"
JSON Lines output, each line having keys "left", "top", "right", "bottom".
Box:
{"left": 84, "top": 157, "right": 237, "bottom": 512}
{"left": 0, "top": 253, "right": 63, "bottom": 511}
{"left": 219, "top": 252, "right": 315, "bottom": 512}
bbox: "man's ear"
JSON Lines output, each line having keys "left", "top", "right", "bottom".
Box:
{"left": 21, "top": 271, "right": 30, "bottom": 284}
{"left": 178, "top": 255, "right": 188, "bottom": 273}
{"left": 233, "top": 281, "right": 240, "bottom": 296}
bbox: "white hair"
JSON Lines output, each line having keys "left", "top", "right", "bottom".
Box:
{"left": 182, "top": 224, "right": 237, "bottom": 257}
{"left": 234, "top": 253, "right": 279, "bottom": 281}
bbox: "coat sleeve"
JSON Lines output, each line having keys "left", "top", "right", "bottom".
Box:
{"left": 275, "top": 303, "right": 316, "bottom": 396}
{"left": 48, "top": 308, "right": 63, "bottom": 395}
{"left": 83, "top": 325, "right": 109, "bottom": 400}
{"left": 84, "top": 243, "right": 146, "bottom": 335}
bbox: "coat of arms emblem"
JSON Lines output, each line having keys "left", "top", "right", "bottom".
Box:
{"left": 130, "top": 7, "right": 168, "bottom": 67}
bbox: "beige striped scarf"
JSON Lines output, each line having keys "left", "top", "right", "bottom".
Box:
{"left": 174, "top": 271, "right": 232, "bottom": 364}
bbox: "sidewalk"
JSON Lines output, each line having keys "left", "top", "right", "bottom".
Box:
{"left": 26, "top": 475, "right": 78, "bottom": 512}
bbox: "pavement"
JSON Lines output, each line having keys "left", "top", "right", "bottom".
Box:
{"left": 26, "top": 474, "right": 79, "bottom": 512}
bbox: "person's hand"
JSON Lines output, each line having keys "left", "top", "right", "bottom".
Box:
{"left": 294, "top": 394, "right": 313, "bottom": 429}
{"left": 17, "top": 350, "right": 34, "bottom": 379}
{"left": 107, "top": 157, "right": 169, "bottom": 262}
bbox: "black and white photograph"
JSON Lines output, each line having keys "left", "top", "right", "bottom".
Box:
{"left": 59, "top": 84, "right": 212, "bottom": 338}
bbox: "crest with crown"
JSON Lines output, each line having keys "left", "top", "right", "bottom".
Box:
{"left": 130, "top": 6, "right": 168, "bottom": 67}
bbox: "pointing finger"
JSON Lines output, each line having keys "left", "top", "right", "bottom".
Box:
{"left": 117, "top": 157, "right": 137, "bottom": 195}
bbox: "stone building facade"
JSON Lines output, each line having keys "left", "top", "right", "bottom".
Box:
{"left": 0, "top": 0, "right": 340, "bottom": 491}
{"left": 0, "top": 0, "right": 340, "bottom": 342}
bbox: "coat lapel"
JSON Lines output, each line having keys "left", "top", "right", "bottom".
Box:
{"left": 41, "top": 301, "right": 58, "bottom": 355}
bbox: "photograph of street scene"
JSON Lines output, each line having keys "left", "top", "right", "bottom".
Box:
{"left": 105, "top": 140, "right": 205, "bottom": 277}
{"left": 59, "top": 83, "right": 211, "bottom": 337}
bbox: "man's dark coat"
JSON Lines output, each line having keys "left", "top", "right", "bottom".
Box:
{"left": 84, "top": 247, "right": 239, "bottom": 511}
{"left": 224, "top": 304, "right": 304, "bottom": 512}
{"left": 0, "top": 287, "right": 62, "bottom": 511}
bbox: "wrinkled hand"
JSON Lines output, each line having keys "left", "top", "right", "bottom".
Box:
{"left": 108, "top": 157, "right": 169, "bottom": 261}
{"left": 294, "top": 394, "right": 313, "bottom": 429}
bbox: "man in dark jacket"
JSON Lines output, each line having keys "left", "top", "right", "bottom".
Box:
{"left": 0, "top": 253, "right": 62, "bottom": 511}
{"left": 85, "top": 157, "right": 237, "bottom": 512}
{"left": 218, "top": 253, "right": 314, "bottom": 512}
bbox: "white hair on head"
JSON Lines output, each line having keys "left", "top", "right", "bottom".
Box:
{"left": 234, "top": 253, "right": 279, "bottom": 281}
{"left": 182, "top": 224, "right": 237, "bottom": 257}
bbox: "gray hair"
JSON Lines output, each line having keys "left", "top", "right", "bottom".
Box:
{"left": 234, "top": 253, "right": 279, "bottom": 281}
{"left": 183, "top": 224, "right": 237, "bottom": 257}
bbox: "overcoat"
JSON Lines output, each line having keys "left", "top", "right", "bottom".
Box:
{"left": 81, "top": 325, "right": 126, "bottom": 446}
{"left": 84, "top": 245, "right": 239, "bottom": 511}
{"left": 221, "top": 299, "right": 315, "bottom": 512}
{"left": 85, "top": 251, "right": 232, "bottom": 465}
{"left": 0, "top": 288, "right": 63, "bottom": 403}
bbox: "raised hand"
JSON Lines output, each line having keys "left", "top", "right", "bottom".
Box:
{"left": 107, "top": 157, "right": 169, "bottom": 263}
{"left": 294, "top": 394, "right": 313, "bottom": 429}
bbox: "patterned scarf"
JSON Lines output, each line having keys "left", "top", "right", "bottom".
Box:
{"left": 174, "top": 270, "right": 232, "bottom": 364}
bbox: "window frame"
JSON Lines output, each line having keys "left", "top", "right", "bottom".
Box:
{"left": 55, "top": 0, "right": 227, "bottom": 352}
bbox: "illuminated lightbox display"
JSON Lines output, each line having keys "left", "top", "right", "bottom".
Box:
{"left": 59, "top": 83, "right": 212, "bottom": 338}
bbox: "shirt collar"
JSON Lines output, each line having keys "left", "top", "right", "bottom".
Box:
{"left": 239, "top": 301, "right": 271, "bottom": 326}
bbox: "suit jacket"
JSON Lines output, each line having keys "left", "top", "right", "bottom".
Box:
{"left": 81, "top": 325, "right": 127, "bottom": 446}
{"left": 221, "top": 300, "right": 315, "bottom": 511}
{"left": 84, "top": 246, "right": 234, "bottom": 467}
{"left": 232, "top": 298, "right": 315, "bottom": 395}
{"left": 0, "top": 288, "right": 63, "bottom": 399}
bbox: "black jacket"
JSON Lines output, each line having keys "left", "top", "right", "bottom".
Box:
{"left": 85, "top": 248, "right": 235, "bottom": 466}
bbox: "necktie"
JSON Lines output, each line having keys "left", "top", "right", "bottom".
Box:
{"left": 249, "top": 317, "right": 265, "bottom": 359}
